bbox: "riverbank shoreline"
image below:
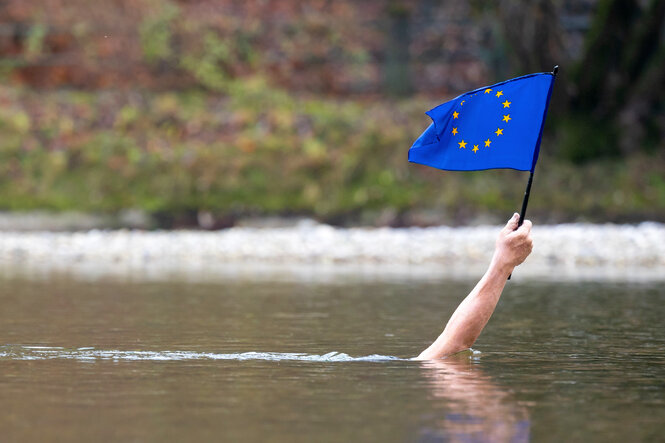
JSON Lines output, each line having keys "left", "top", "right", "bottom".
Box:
{"left": 1, "top": 221, "right": 663, "bottom": 282}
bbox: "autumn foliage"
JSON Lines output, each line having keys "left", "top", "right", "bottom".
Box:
{"left": 0, "top": 0, "right": 664, "bottom": 225}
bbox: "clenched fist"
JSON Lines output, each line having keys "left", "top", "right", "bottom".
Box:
{"left": 492, "top": 213, "right": 533, "bottom": 274}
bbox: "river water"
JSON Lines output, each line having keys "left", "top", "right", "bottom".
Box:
{"left": 1, "top": 275, "right": 664, "bottom": 442}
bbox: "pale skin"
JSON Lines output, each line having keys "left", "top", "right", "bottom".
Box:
{"left": 415, "top": 213, "right": 533, "bottom": 360}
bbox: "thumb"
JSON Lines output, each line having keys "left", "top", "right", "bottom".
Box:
{"left": 504, "top": 213, "right": 520, "bottom": 231}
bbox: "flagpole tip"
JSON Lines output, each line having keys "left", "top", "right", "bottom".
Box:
{"left": 552, "top": 65, "right": 559, "bottom": 76}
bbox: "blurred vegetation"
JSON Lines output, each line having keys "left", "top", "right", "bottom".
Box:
{"left": 1, "top": 81, "right": 663, "bottom": 225}
{"left": 0, "top": 0, "right": 663, "bottom": 226}
{"left": 476, "top": 0, "right": 665, "bottom": 162}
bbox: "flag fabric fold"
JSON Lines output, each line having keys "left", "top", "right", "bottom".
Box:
{"left": 408, "top": 72, "right": 555, "bottom": 172}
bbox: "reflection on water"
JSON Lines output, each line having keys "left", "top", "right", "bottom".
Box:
{"left": 418, "top": 356, "right": 529, "bottom": 442}
{"left": 1, "top": 277, "right": 664, "bottom": 442}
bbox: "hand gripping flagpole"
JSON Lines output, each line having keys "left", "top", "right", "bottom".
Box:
{"left": 508, "top": 65, "right": 558, "bottom": 280}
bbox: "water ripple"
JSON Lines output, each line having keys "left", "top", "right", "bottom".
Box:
{"left": 1, "top": 346, "right": 404, "bottom": 362}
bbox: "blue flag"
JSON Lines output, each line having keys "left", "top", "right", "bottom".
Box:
{"left": 409, "top": 72, "right": 555, "bottom": 172}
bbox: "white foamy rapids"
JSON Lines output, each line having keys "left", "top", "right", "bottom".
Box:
{"left": 0, "top": 346, "right": 402, "bottom": 362}
{"left": 0, "top": 221, "right": 664, "bottom": 281}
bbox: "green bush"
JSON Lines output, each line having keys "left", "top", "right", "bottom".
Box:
{"left": 1, "top": 81, "right": 664, "bottom": 225}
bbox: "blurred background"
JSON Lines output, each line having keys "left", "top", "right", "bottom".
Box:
{"left": 0, "top": 0, "right": 663, "bottom": 229}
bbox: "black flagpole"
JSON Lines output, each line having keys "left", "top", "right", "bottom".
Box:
{"left": 517, "top": 169, "right": 535, "bottom": 228}
{"left": 508, "top": 65, "right": 558, "bottom": 280}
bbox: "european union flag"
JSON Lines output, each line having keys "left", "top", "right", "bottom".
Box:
{"left": 409, "top": 72, "right": 555, "bottom": 172}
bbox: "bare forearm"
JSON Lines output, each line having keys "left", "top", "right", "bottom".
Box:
{"left": 415, "top": 260, "right": 512, "bottom": 360}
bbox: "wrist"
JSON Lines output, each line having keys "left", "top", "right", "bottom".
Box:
{"left": 489, "top": 254, "right": 514, "bottom": 279}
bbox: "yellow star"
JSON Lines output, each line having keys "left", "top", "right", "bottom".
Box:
{"left": 484, "top": 88, "right": 492, "bottom": 94}
{"left": 495, "top": 128, "right": 503, "bottom": 136}
{"left": 502, "top": 100, "right": 511, "bottom": 108}
{"left": 503, "top": 114, "right": 511, "bottom": 122}
{"left": 472, "top": 145, "right": 479, "bottom": 153}
{"left": 452, "top": 127, "right": 458, "bottom": 135}
{"left": 458, "top": 140, "right": 467, "bottom": 149}
{"left": 496, "top": 90, "right": 503, "bottom": 98}
{"left": 453, "top": 111, "right": 459, "bottom": 119}
{"left": 484, "top": 139, "right": 491, "bottom": 147}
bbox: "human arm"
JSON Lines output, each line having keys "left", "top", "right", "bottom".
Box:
{"left": 414, "top": 213, "right": 533, "bottom": 360}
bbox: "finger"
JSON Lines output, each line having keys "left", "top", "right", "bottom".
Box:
{"left": 516, "top": 219, "right": 532, "bottom": 235}
{"left": 504, "top": 213, "right": 520, "bottom": 231}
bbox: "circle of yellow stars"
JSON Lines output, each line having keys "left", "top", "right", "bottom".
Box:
{"left": 450, "top": 87, "right": 512, "bottom": 154}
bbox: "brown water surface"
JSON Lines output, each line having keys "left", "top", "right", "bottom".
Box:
{"left": 1, "top": 276, "right": 664, "bottom": 442}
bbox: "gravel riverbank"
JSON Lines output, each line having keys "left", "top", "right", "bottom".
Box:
{"left": 1, "top": 221, "right": 663, "bottom": 282}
